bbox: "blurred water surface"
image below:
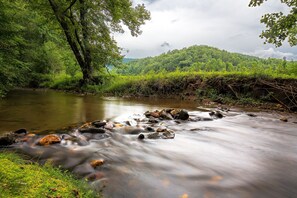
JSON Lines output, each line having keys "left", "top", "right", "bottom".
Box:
{"left": 1, "top": 89, "right": 297, "bottom": 198}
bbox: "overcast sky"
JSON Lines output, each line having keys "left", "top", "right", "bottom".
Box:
{"left": 114, "top": 0, "right": 297, "bottom": 59}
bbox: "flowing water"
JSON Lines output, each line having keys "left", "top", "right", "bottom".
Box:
{"left": 1, "top": 89, "right": 297, "bottom": 198}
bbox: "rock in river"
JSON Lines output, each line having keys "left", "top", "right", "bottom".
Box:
{"left": 209, "top": 111, "right": 224, "bottom": 119}
{"left": 92, "top": 121, "right": 106, "bottom": 128}
{"left": 160, "top": 110, "right": 174, "bottom": 120}
{"left": 247, "top": 113, "right": 257, "bottom": 117}
{"left": 0, "top": 130, "right": 28, "bottom": 146}
{"left": 38, "top": 134, "right": 61, "bottom": 146}
{"left": 90, "top": 159, "right": 105, "bottom": 168}
{"left": 146, "top": 132, "right": 161, "bottom": 139}
{"left": 79, "top": 127, "right": 106, "bottom": 134}
{"left": 113, "top": 126, "right": 145, "bottom": 134}
{"left": 144, "top": 110, "right": 160, "bottom": 118}
{"left": 280, "top": 117, "right": 288, "bottom": 122}
{"left": 162, "top": 130, "right": 175, "bottom": 139}
{"left": 0, "top": 132, "right": 19, "bottom": 146}
{"left": 145, "top": 109, "right": 189, "bottom": 121}
{"left": 138, "top": 134, "right": 145, "bottom": 140}
{"left": 14, "top": 128, "right": 27, "bottom": 134}
{"left": 177, "top": 109, "right": 189, "bottom": 120}
{"left": 169, "top": 109, "right": 189, "bottom": 120}
{"left": 86, "top": 172, "right": 105, "bottom": 181}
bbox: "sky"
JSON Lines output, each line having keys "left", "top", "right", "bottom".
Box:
{"left": 114, "top": 0, "right": 297, "bottom": 60}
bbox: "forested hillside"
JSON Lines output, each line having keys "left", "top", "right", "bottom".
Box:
{"left": 117, "top": 45, "right": 297, "bottom": 76}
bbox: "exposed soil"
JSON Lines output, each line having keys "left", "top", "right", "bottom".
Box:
{"left": 105, "top": 76, "right": 297, "bottom": 112}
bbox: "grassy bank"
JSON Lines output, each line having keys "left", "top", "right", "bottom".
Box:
{"left": 0, "top": 151, "right": 98, "bottom": 198}
{"left": 44, "top": 71, "right": 297, "bottom": 111}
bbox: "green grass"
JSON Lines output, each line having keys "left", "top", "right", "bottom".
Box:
{"left": 103, "top": 71, "right": 296, "bottom": 92}
{"left": 43, "top": 70, "right": 297, "bottom": 94}
{"left": 0, "top": 152, "right": 99, "bottom": 198}
{"left": 35, "top": 70, "right": 297, "bottom": 110}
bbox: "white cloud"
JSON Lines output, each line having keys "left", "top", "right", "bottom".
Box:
{"left": 247, "top": 48, "right": 297, "bottom": 59}
{"left": 116, "top": 0, "right": 297, "bottom": 59}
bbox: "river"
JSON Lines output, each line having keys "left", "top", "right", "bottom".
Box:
{"left": 1, "top": 89, "right": 297, "bottom": 198}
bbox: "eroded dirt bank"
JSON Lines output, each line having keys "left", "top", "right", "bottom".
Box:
{"left": 106, "top": 75, "right": 297, "bottom": 112}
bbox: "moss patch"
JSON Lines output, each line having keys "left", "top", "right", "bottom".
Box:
{"left": 0, "top": 152, "right": 99, "bottom": 198}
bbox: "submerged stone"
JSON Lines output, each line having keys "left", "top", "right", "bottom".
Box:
{"left": 148, "top": 118, "right": 159, "bottom": 123}
{"left": 162, "top": 130, "right": 175, "bottom": 139}
{"left": 209, "top": 111, "right": 224, "bottom": 119}
{"left": 61, "top": 134, "right": 73, "bottom": 140}
{"left": 86, "top": 172, "right": 105, "bottom": 181}
{"left": 200, "top": 117, "right": 214, "bottom": 121}
{"left": 79, "top": 122, "right": 92, "bottom": 129}
{"left": 247, "top": 113, "right": 257, "bottom": 117}
{"left": 92, "top": 121, "right": 106, "bottom": 128}
{"left": 146, "top": 127, "right": 155, "bottom": 132}
{"left": 113, "top": 126, "right": 145, "bottom": 134}
{"left": 14, "top": 128, "right": 27, "bottom": 134}
{"left": 79, "top": 127, "right": 106, "bottom": 134}
{"left": 160, "top": 110, "right": 174, "bottom": 120}
{"left": 146, "top": 132, "right": 161, "bottom": 139}
{"left": 125, "top": 120, "right": 138, "bottom": 127}
{"left": 280, "top": 117, "right": 288, "bottom": 122}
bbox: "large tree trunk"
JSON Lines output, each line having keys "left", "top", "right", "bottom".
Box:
{"left": 79, "top": 0, "right": 93, "bottom": 84}
{"left": 48, "top": 0, "right": 93, "bottom": 85}
{"left": 81, "top": 61, "right": 93, "bottom": 84}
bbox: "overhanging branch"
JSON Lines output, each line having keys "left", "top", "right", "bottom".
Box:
{"left": 65, "top": 10, "right": 86, "bottom": 56}
{"left": 63, "top": 0, "right": 78, "bottom": 14}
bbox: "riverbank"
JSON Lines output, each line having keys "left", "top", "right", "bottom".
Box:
{"left": 0, "top": 151, "right": 99, "bottom": 197}
{"left": 47, "top": 72, "right": 297, "bottom": 112}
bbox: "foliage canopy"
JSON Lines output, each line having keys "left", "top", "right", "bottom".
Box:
{"left": 249, "top": 0, "right": 297, "bottom": 47}
{"left": 47, "top": 0, "right": 150, "bottom": 83}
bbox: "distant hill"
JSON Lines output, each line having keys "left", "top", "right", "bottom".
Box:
{"left": 122, "top": 58, "right": 137, "bottom": 63}
{"left": 117, "top": 45, "right": 288, "bottom": 75}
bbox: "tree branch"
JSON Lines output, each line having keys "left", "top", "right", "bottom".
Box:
{"left": 48, "top": 0, "right": 85, "bottom": 66}
{"left": 63, "top": 0, "right": 78, "bottom": 14}
{"left": 65, "top": 10, "right": 86, "bottom": 56}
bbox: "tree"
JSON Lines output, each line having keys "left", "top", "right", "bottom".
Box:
{"left": 249, "top": 0, "right": 297, "bottom": 47}
{"left": 0, "top": 0, "right": 29, "bottom": 96}
{"left": 47, "top": 0, "right": 150, "bottom": 84}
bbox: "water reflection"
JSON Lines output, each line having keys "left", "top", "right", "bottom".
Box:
{"left": 0, "top": 89, "right": 197, "bottom": 132}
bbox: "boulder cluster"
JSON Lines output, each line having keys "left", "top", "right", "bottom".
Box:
{"left": 144, "top": 109, "right": 189, "bottom": 121}
{"left": 0, "top": 109, "right": 190, "bottom": 148}
{"left": 0, "top": 109, "right": 190, "bottom": 178}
